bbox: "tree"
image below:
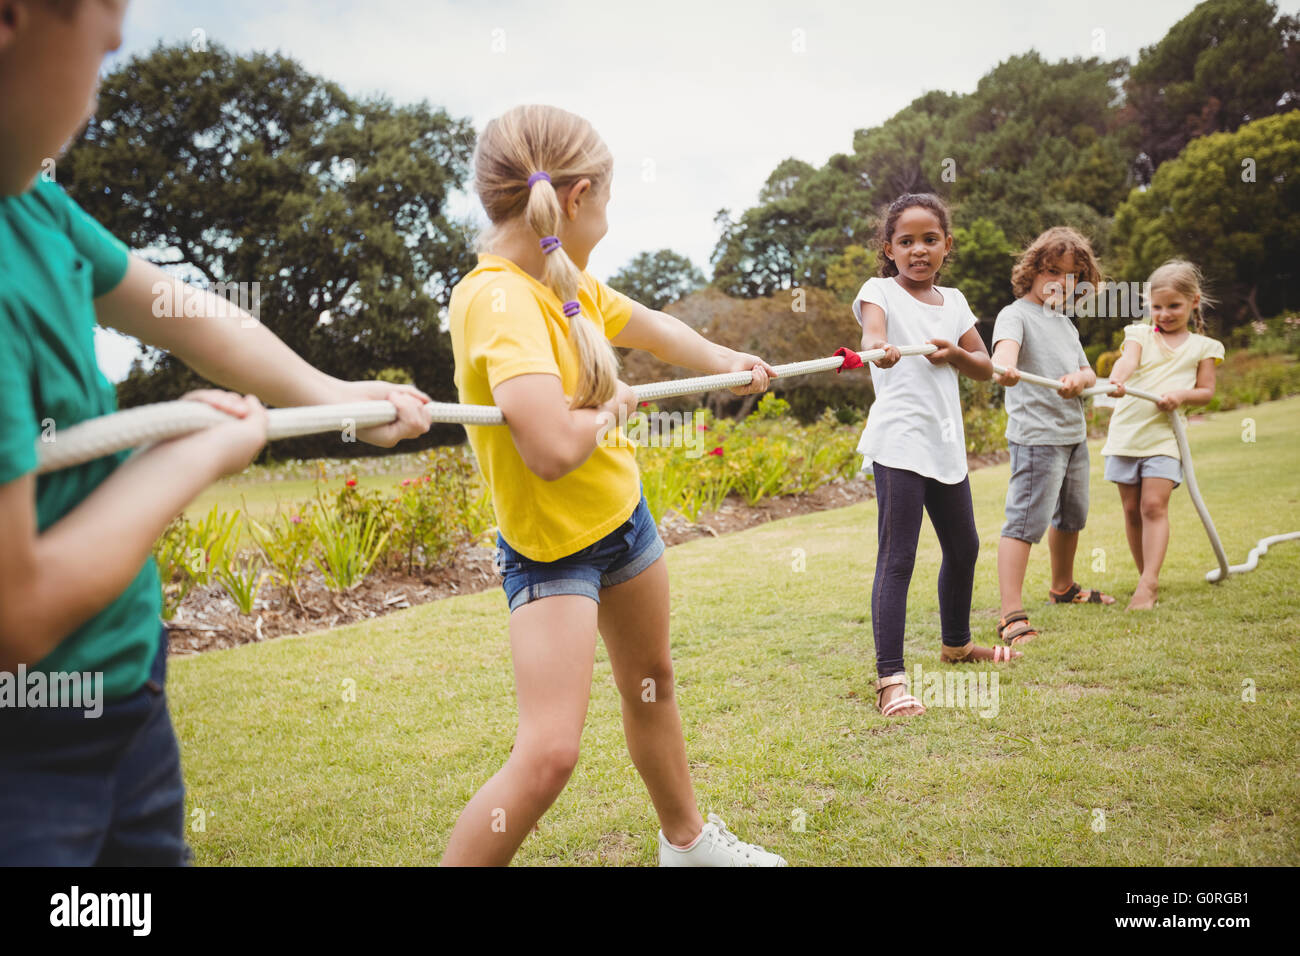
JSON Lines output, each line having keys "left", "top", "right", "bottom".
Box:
{"left": 710, "top": 53, "right": 1133, "bottom": 299}
{"left": 623, "top": 287, "right": 871, "bottom": 421}
{"left": 1125, "top": 0, "right": 1300, "bottom": 180}
{"left": 942, "top": 219, "right": 1018, "bottom": 322}
{"left": 825, "top": 245, "right": 877, "bottom": 303}
{"left": 62, "top": 42, "right": 476, "bottom": 454}
{"left": 710, "top": 153, "right": 880, "bottom": 297}
{"left": 1109, "top": 110, "right": 1300, "bottom": 327}
{"left": 608, "top": 249, "right": 705, "bottom": 310}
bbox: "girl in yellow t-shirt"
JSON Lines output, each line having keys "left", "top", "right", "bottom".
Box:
{"left": 1103, "top": 260, "right": 1224, "bottom": 610}
{"left": 442, "top": 105, "right": 786, "bottom": 867}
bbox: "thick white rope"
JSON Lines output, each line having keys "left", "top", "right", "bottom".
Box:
{"left": 34, "top": 344, "right": 938, "bottom": 474}
{"left": 988, "top": 363, "right": 1239, "bottom": 582}
{"left": 32, "top": 345, "right": 1292, "bottom": 582}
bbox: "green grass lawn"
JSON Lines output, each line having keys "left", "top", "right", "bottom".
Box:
{"left": 169, "top": 396, "right": 1300, "bottom": 865}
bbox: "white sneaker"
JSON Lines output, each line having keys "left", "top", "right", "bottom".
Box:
{"left": 658, "top": 813, "right": 788, "bottom": 867}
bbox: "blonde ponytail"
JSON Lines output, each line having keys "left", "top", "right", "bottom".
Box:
{"left": 473, "top": 105, "right": 620, "bottom": 408}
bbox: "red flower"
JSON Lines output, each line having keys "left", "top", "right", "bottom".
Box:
{"left": 345, "top": 478, "right": 357, "bottom": 487}
{"left": 639, "top": 402, "right": 649, "bottom": 407}
{"left": 697, "top": 424, "right": 708, "bottom": 431}
{"left": 709, "top": 446, "right": 724, "bottom": 457}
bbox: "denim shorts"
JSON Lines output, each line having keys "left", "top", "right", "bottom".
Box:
{"left": 1104, "top": 453, "right": 1183, "bottom": 488}
{"left": 1002, "top": 440, "right": 1090, "bottom": 544}
{"left": 494, "top": 492, "right": 665, "bottom": 613}
{"left": 0, "top": 623, "right": 190, "bottom": 865}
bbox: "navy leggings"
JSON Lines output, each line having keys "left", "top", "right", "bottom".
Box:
{"left": 871, "top": 462, "right": 980, "bottom": 678}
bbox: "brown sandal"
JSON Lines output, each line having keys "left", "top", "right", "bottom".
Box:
{"left": 940, "top": 642, "right": 1020, "bottom": 664}
{"left": 1049, "top": 582, "right": 1113, "bottom": 605}
{"left": 875, "top": 674, "right": 925, "bottom": 717}
{"left": 997, "top": 610, "right": 1039, "bottom": 646}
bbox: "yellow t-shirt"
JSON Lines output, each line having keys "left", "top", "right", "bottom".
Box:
{"left": 1101, "top": 322, "right": 1225, "bottom": 460}
{"left": 449, "top": 253, "right": 641, "bottom": 562}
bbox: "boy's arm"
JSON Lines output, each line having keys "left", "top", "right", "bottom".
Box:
{"left": 991, "top": 339, "right": 1021, "bottom": 386}
{"left": 96, "top": 258, "right": 431, "bottom": 447}
{"left": 608, "top": 300, "right": 776, "bottom": 394}
{"left": 0, "top": 398, "right": 266, "bottom": 670}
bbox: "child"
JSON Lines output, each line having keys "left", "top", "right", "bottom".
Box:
{"left": 991, "top": 227, "right": 1113, "bottom": 648}
{"left": 442, "top": 104, "right": 787, "bottom": 866}
{"left": 853, "top": 193, "right": 1017, "bottom": 720}
{"left": 0, "top": 0, "right": 432, "bottom": 864}
{"left": 1103, "top": 260, "right": 1223, "bottom": 610}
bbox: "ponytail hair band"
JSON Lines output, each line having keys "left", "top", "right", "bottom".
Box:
{"left": 539, "top": 235, "right": 562, "bottom": 255}
{"left": 527, "top": 171, "right": 551, "bottom": 187}
{"left": 562, "top": 301, "right": 581, "bottom": 318}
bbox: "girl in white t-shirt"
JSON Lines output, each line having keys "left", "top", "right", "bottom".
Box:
{"left": 1103, "top": 260, "right": 1224, "bottom": 611}
{"left": 853, "top": 194, "right": 1020, "bottom": 719}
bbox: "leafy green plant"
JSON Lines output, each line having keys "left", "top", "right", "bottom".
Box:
{"left": 391, "top": 476, "right": 459, "bottom": 573}
{"left": 312, "top": 500, "right": 391, "bottom": 592}
{"left": 641, "top": 454, "right": 692, "bottom": 525}
{"left": 188, "top": 503, "right": 242, "bottom": 586}
{"left": 731, "top": 442, "right": 789, "bottom": 506}
{"left": 154, "top": 515, "right": 195, "bottom": 620}
{"left": 216, "top": 553, "right": 270, "bottom": 615}
{"left": 247, "top": 506, "right": 317, "bottom": 608}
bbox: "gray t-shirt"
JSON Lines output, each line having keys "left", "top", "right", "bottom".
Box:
{"left": 992, "top": 297, "right": 1090, "bottom": 445}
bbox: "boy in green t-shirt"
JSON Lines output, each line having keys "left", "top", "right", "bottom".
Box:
{"left": 0, "top": 0, "right": 433, "bottom": 864}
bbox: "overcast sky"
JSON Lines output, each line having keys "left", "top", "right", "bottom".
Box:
{"left": 94, "top": 0, "right": 1300, "bottom": 380}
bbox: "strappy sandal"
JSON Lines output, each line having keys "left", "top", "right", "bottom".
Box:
{"left": 1049, "top": 581, "right": 1113, "bottom": 604}
{"left": 875, "top": 674, "right": 925, "bottom": 717}
{"left": 997, "top": 610, "right": 1039, "bottom": 646}
{"left": 940, "top": 642, "right": 1019, "bottom": 664}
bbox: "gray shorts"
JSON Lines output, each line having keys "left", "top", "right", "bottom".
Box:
{"left": 1002, "top": 440, "right": 1090, "bottom": 544}
{"left": 1103, "top": 454, "right": 1182, "bottom": 488}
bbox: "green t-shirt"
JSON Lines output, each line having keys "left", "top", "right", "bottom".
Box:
{"left": 0, "top": 177, "right": 162, "bottom": 702}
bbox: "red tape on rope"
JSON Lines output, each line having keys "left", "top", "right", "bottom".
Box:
{"left": 832, "top": 347, "right": 864, "bottom": 373}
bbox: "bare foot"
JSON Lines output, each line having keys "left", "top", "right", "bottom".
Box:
{"left": 878, "top": 682, "right": 925, "bottom": 716}
{"left": 1127, "top": 581, "right": 1158, "bottom": 611}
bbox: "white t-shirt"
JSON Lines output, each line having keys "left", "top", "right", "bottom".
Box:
{"left": 852, "top": 276, "right": 979, "bottom": 484}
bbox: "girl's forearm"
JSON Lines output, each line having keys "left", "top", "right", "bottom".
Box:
{"left": 1108, "top": 357, "right": 1137, "bottom": 385}
{"left": 649, "top": 311, "right": 733, "bottom": 373}
{"left": 953, "top": 348, "right": 993, "bottom": 380}
{"left": 1178, "top": 387, "right": 1216, "bottom": 407}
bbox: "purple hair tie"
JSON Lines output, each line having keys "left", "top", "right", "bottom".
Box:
{"left": 562, "top": 300, "right": 581, "bottom": 318}
{"left": 527, "top": 171, "right": 551, "bottom": 187}
{"left": 539, "top": 235, "right": 562, "bottom": 255}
